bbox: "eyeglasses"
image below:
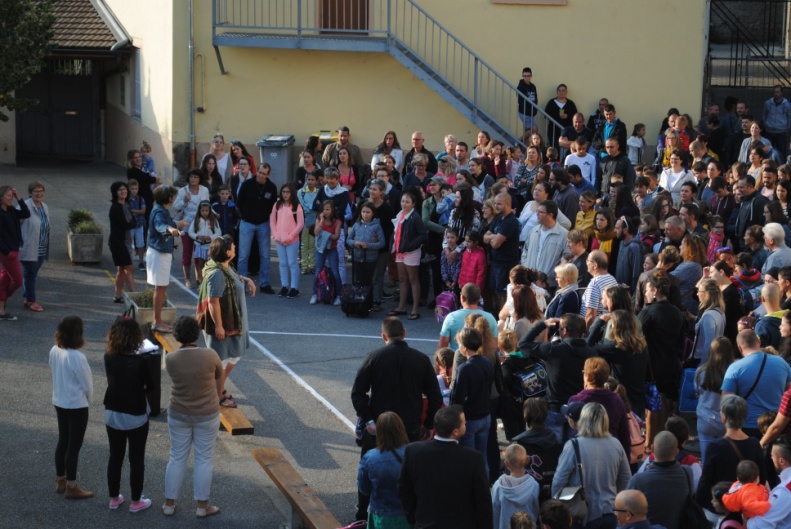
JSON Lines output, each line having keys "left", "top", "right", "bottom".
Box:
{"left": 414, "top": 163, "right": 427, "bottom": 168}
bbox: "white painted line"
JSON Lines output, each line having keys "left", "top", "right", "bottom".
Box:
{"left": 168, "top": 275, "right": 356, "bottom": 432}
{"left": 249, "top": 330, "right": 437, "bottom": 343}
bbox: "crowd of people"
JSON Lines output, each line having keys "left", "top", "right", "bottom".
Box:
{"left": 7, "top": 78, "right": 791, "bottom": 526}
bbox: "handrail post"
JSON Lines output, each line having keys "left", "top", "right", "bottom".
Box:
{"left": 387, "top": 0, "right": 391, "bottom": 38}
{"left": 297, "top": 0, "right": 302, "bottom": 41}
{"left": 473, "top": 57, "right": 478, "bottom": 122}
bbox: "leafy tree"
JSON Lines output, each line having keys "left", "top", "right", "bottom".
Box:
{"left": 0, "top": 0, "right": 55, "bottom": 122}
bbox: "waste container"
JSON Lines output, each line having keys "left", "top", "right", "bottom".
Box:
{"left": 256, "top": 134, "right": 295, "bottom": 189}
{"left": 311, "top": 130, "right": 339, "bottom": 148}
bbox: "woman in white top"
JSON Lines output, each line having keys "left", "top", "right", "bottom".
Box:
{"left": 738, "top": 121, "right": 773, "bottom": 164}
{"left": 518, "top": 181, "right": 571, "bottom": 242}
{"left": 172, "top": 169, "right": 210, "bottom": 288}
{"left": 370, "top": 131, "right": 404, "bottom": 173}
{"left": 50, "top": 316, "right": 94, "bottom": 499}
{"left": 659, "top": 149, "right": 695, "bottom": 205}
{"left": 210, "top": 134, "right": 233, "bottom": 185}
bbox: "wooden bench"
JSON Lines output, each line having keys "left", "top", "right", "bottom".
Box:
{"left": 253, "top": 447, "right": 342, "bottom": 529}
{"left": 153, "top": 331, "right": 255, "bottom": 436}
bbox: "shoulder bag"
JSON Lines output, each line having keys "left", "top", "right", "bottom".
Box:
{"left": 553, "top": 438, "right": 588, "bottom": 524}
{"left": 678, "top": 466, "right": 712, "bottom": 529}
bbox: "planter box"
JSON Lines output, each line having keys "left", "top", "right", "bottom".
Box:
{"left": 123, "top": 293, "right": 177, "bottom": 328}
{"left": 66, "top": 226, "right": 103, "bottom": 263}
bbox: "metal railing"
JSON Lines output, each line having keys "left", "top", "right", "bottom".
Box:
{"left": 213, "top": 0, "right": 560, "bottom": 147}
{"left": 709, "top": 0, "right": 791, "bottom": 87}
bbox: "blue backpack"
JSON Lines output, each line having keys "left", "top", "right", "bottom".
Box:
{"left": 314, "top": 266, "right": 336, "bottom": 304}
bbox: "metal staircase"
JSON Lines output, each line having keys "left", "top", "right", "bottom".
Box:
{"left": 212, "top": 0, "right": 559, "bottom": 147}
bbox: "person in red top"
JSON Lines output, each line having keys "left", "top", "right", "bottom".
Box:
{"left": 458, "top": 231, "right": 487, "bottom": 293}
{"left": 761, "top": 386, "right": 791, "bottom": 447}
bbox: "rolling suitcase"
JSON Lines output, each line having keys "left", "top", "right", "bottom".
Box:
{"left": 341, "top": 254, "right": 373, "bottom": 317}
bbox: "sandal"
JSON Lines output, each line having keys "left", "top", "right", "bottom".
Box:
{"left": 196, "top": 505, "right": 220, "bottom": 518}
{"left": 222, "top": 389, "right": 233, "bottom": 400}
{"left": 27, "top": 302, "right": 43, "bottom": 312}
{"left": 387, "top": 310, "right": 407, "bottom": 316}
{"left": 219, "top": 397, "right": 237, "bottom": 408}
{"left": 408, "top": 313, "right": 421, "bottom": 320}
{"left": 113, "top": 296, "right": 124, "bottom": 304}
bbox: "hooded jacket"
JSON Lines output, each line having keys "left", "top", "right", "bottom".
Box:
{"left": 491, "top": 473, "right": 540, "bottom": 529}
{"left": 346, "top": 217, "right": 385, "bottom": 262}
{"left": 755, "top": 309, "right": 788, "bottom": 348}
{"left": 513, "top": 427, "right": 562, "bottom": 502}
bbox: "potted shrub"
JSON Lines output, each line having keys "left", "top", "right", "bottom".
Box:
{"left": 123, "top": 288, "right": 177, "bottom": 328}
{"left": 67, "top": 209, "right": 104, "bottom": 263}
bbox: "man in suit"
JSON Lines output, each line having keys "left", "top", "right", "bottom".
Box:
{"left": 397, "top": 405, "right": 493, "bottom": 529}
{"left": 351, "top": 316, "right": 443, "bottom": 519}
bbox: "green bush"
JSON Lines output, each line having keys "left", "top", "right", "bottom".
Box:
{"left": 67, "top": 209, "right": 95, "bottom": 230}
{"left": 128, "top": 288, "right": 166, "bottom": 308}
{"left": 72, "top": 219, "right": 103, "bottom": 234}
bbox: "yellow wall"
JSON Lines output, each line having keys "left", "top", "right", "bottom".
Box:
{"left": 105, "top": 0, "right": 707, "bottom": 172}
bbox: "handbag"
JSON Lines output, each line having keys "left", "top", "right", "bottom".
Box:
{"left": 678, "top": 467, "right": 712, "bottom": 529}
{"left": 678, "top": 367, "right": 699, "bottom": 414}
{"left": 645, "top": 357, "right": 663, "bottom": 412}
{"left": 553, "top": 438, "right": 588, "bottom": 524}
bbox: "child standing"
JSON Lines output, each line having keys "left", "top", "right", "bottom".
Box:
{"left": 127, "top": 178, "right": 147, "bottom": 270}
{"left": 491, "top": 444, "right": 540, "bottom": 529}
{"left": 310, "top": 200, "right": 343, "bottom": 306}
{"left": 457, "top": 231, "right": 487, "bottom": 293}
{"left": 188, "top": 201, "right": 222, "bottom": 284}
{"left": 211, "top": 185, "right": 240, "bottom": 236}
{"left": 721, "top": 460, "right": 771, "bottom": 520}
{"left": 627, "top": 123, "right": 646, "bottom": 165}
{"left": 271, "top": 183, "right": 304, "bottom": 299}
{"left": 345, "top": 202, "right": 385, "bottom": 287}
{"left": 505, "top": 145, "right": 524, "bottom": 185}
{"left": 434, "top": 347, "right": 454, "bottom": 406}
{"left": 441, "top": 229, "right": 462, "bottom": 291}
{"left": 298, "top": 170, "right": 320, "bottom": 275}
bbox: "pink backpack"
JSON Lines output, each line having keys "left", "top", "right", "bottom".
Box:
{"left": 627, "top": 411, "right": 646, "bottom": 465}
{"left": 434, "top": 291, "right": 459, "bottom": 323}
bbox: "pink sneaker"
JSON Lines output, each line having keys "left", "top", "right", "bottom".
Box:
{"left": 109, "top": 494, "right": 124, "bottom": 510}
{"left": 130, "top": 497, "right": 152, "bottom": 513}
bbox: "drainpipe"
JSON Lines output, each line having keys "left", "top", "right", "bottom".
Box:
{"left": 188, "top": 0, "right": 196, "bottom": 167}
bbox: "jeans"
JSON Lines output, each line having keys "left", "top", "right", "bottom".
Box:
{"left": 165, "top": 414, "right": 220, "bottom": 501}
{"left": 300, "top": 227, "right": 316, "bottom": 270}
{"left": 519, "top": 112, "right": 537, "bottom": 131}
{"left": 106, "top": 421, "right": 149, "bottom": 500}
{"left": 275, "top": 241, "right": 300, "bottom": 289}
{"left": 698, "top": 432, "right": 718, "bottom": 464}
{"left": 21, "top": 256, "right": 45, "bottom": 302}
{"left": 238, "top": 220, "right": 271, "bottom": 286}
{"left": 338, "top": 229, "right": 347, "bottom": 284}
{"left": 458, "top": 415, "right": 490, "bottom": 477}
{"left": 0, "top": 250, "right": 23, "bottom": 302}
{"left": 54, "top": 406, "right": 89, "bottom": 480}
{"left": 314, "top": 248, "right": 342, "bottom": 295}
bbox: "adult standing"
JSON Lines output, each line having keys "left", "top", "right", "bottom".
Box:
{"left": 146, "top": 185, "right": 181, "bottom": 333}
{"left": 126, "top": 149, "right": 159, "bottom": 220}
{"left": 546, "top": 263, "right": 581, "bottom": 319}
{"left": 614, "top": 216, "right": 643, "bottom": 294}
{"left": 735, "top": 175, "right": 770, "bottom": 252}
{"left": 351, "top": 317, "right": 442, "bottom": 520}
{"left": 551, "top": 402, "right": 631, "bottom": 529}
{"left": 695, "top": 394, "right": 767, "bottom": 513}
{"left": 763, "top": 222, "right": 791, "bottom": 273}
{"left": 695, "top": 337, "right": 735, "bottom": 461}
{"left": 163, "top": 316, "right": 223, "bottom": 518}
{"left": 397, "top": 405, "right": 492, "bottom": 529}
{"left": 389, "top": 189, "right": 427, "bottom": 320}
{"left": 422, "top": 176, "right": 447, "bottom": 306}
{"left": 592, "top": 104, "right": 628, "bottom": 159}
{"left": 559, "top": 113, "right": 594, "bottom": 160}
{"left": 762, "top": 85, "right": 791, "bottom": 160}
{"left": 747, "top": 437, "right": 791, "bottom": 529}
{"left": 236, "top": 162, "right": 277, "bottom": 295}
{"left": 104, "top": 317, "right": 153, "bottom": 512}
{"left": 625, "top": 432, "right": 691, "bottom": 529}
{"left": 210, "top": 134, "right": 233, "bottom": 184}
{"left": 545, "top": 84, "right": 577, "bottom": 148}
{"left": 521, "top": 200, "right": 569, "bottom": 289}
{"left": 367, "top": 177, "right": 394, "bottom": 312}
{"left": 581, "top": 250, "right": 619, "bottom": 328}
{"left": 638, "top": 271, "right": 686, "bottom": 448}
{"left": 109, "top": 181, "right": 137, "bottom": 302}
{"left": 50, "top": 316, "right": 93, "bottom": 499}
{"left": 199, "top": 153, "right": 223, "bottom": 204}
{"left": 19, "top": 182, "right": 49, "bottom": 312}
{"left": 485, "top": 193, "right": 523, "bottom": 309}
{"left": 357, "top": 412, "right": 411, "bottom": 528}
{"left": 196, "top": 236, "right": 256, "bottom": 408}
{"left": 710, "top": 261, "right": 743, "bottom": 344}
{"left": 0, "top": 185, "right": 30, "bottom": 320}
{"left": 659, "top": 150, "right": 696, "bottom": 206}
{"left": 322, "top": 126, "right": 363, "bottom": 176}
{"left": 596, "top": 138, "right": 635, "bottom": 197}
{"left": 518, "top": 181, "right": 572, "bottom": 243}
{"left": 402, "top": 153, "right": 432, "bottom": 194}
{"left": 371, "top": 131, "right": 404, "bottom": 173}
{"left": 691, "top": 278, "right": 726, "bottom": 365}
{"left": 722, "top": 330, "right": 791, "bottom": 438}
{"left": 438, "top": 283, "right": 498, "bottom": 357}
{"left": 172, "top": 169, "right": 210, "bottom": 288}
{"left": 550, "top": 168, "right": 579, "bottom": 225}
{"left": 673, "top": 235, "right": 708, "bottom": 315}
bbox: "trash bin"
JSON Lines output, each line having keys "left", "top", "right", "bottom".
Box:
{"left": 256, "top": 134, "right": 295, "bottom": 189}
{"left": 312, "top": 130, "right": 339, "bottom": 148}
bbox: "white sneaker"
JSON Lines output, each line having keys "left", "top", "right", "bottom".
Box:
{"left": 333, "top": 296, "right": 342, "bottom": 306}
{"left": 310, "top": 294, "right": 318, "bottom": 305}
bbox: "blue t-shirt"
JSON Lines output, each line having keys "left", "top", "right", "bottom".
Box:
{"left": 721, "top": 352, "right": 791, "bottom": 429}
{"left": 439, "top": 308, "right": 498, "bottom": 350}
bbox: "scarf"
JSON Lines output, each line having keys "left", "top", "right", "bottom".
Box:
{"left": 707, "top": 230, "right": 724, "bottom": 264}
{"left": 594, "top": 229, "right": 615, "bottom": 255}
{"left": 196, "top": 259, "right": 242, "bottom": 337}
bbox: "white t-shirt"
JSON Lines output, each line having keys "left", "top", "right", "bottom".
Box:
{"left": 564, "top": 153, "right": 597, "bottom": 185}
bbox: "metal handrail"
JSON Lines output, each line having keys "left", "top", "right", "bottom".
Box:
{"left": 213, "top": 0, "right": 561, "bottom": 146}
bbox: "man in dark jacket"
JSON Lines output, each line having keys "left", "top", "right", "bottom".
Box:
{"left": 592, "top": 103, "right": 627, "bottom": 158}
{"left": 398, "top": 405, "right": 492, "bottom": 529}
{"left": 596, "top": 139, "right": 635, "bottom": 196}
{"left": 518, "top": 314, "right": 596, "bottom": 443}
{"left": 402, "top": 131, "right": 438, "bottom": 176}
{"left": 236, "top": 162, "right": 277, "bottom": 293}
{"left": 734, "top": 175, "right": 769, "bottom": 252}
{"left": 352, "top": 316, "right": 443, "bottom": 519}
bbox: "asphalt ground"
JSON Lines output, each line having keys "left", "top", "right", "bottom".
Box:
{"left": 0, "top": 161, "right": 447, "bottom": 528}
